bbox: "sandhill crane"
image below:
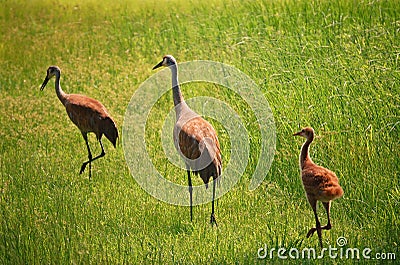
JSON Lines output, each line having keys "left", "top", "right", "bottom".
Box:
{"left": 293, "top": 127, "right": 343, "bottom": 247}
{"left": 40, "top": 66, "right": 118, "bottom": 179}
{"left": 153, "top": 55, "right": 222, "bottom": 226}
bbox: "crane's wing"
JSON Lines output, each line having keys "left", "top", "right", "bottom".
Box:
{"left": 174, "top": 116, "right": 222, "bottom": 186}
{"left": 64, "top": 94, "right": 118, "bottom": 145}
{"left": 302, "top": 166, "right": 343, "bottom": 201}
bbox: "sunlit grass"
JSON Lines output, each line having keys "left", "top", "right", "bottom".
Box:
{"left": 0, "top": 0, "right": 399, "bottom": 263}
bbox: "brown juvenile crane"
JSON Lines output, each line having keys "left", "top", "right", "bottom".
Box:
{"left": 40, "top": 66, "right": 118, "bottom": 179}
{"left": 293, "top": 127, "right": 343, "bottom": 247}
{"left": 153, "top": 55, "right": 222, "bottom": 226}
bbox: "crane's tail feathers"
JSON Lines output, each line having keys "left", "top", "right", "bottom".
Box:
{"left": 103, "top": 117, "right": 118, "bottom": 148}
{"left": 197, "top": 162, "right": 222, "bottom": 189}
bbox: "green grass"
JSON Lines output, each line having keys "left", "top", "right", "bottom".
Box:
{"left": 0, "top": 0, "right": 399, "bottom": 263}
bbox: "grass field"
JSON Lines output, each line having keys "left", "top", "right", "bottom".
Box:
{"left": 0, "top": 0, "right": 399, "bottom": 263}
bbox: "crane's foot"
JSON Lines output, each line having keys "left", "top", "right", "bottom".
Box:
{"left": 306, "top": 227, "right": 324, "bottom": 247}
{"left": 80, "top": 162, "right": 88, "bottom": 174}
{"left": 321, "top": 223, "right": 332, "bottom": 230}
{"left": 306, "top": 227, "right": 317, "bottom": 238}
{"left": 307, "top": 224, "right": 332, "bottom": 238}
{"left": 210, "top": 213, "right": 218, "bottom": 227}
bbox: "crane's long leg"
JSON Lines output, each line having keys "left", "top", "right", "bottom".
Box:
{"left": 187, "top": 169, "right": 193, "bottom": 222}
{"left": 80, "top": 136, "right": 106, "bottom": 178}
{"left": 306, "top": 197, "right": 323, "bottom": 248}
{"left": 321, "top": 201, "right": 332, "bottom": 230}
{"left": 90, "top": 138, "right": 106, "bottom": 162}
{"left": 80, "top": 132, "right": 92, "bottom": 178}
{"left": 210, "top": 177, "right": 218, "bottom": 226}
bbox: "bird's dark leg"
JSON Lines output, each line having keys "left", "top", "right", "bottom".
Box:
{"left": 187, "top": 169, "right": 193, "bottom": 222}
{"left": 210, "top": 177, "right": 218, "bottom": 227}
{"left": 321, "top": 201, "right": 332, "bottom": 231}
{"left": 80, "top": 136, "right": 106, "bottom": 178}
{"left": 306, "top": 197, "right": 323, "bottom": 248}
{"left": 80, "top": 132, "right": 92, "bottom": 178}
{"left": 89, "top": 138, "right": 106, "bottom": 163}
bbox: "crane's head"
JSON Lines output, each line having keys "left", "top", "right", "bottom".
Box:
{"left": 293, "top": 127, "right": 314, "bottom": 139}
{"left": 40, "top": 66, "right": 61, "bottom": 91}
{"left": 152, "top": 55, "right": 177, "bottom": 70}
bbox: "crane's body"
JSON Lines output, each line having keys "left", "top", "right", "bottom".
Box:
{"left": 174, "top": 115, "right": 222, "bottom": 187}
{"left": 294, "top": 127, "right": 343, "bottom": 247}
{"left": 153, "top": 55, "right": 221, "bottom": 225}
{"left": 63, "top": 94, "right": 117, "bottom": 145}
{"left": 40, "top": 66, "right": 118, "bottom": 178}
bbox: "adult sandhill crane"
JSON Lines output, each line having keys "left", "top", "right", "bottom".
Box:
{"left": 153, "top": 55, "right": 222, "bottom": 226}
{"left": 293, "top": 127, "right": 343, "bottom": 247}
{"left": 40, "top": 66, "right": 118, "bottom": 179}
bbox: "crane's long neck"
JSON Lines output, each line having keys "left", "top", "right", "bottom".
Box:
{"left": 170, "top": 64, "right": 185, "bottom": 119}
{"left": 54, "top": 72, "right": 68, "bottom": 106}
{"left": 300, "top": 136, "right": 314, "bottom": 169}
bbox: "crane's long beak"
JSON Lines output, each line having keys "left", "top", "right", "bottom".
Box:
{"left": 152, "top": 60, "right": 163, "bottom": 70}
{"left": 293, "top": 131, "right": 302, "bottom": 136}
{"left": 40, "top": 77, "right": 49, "bottom": 91}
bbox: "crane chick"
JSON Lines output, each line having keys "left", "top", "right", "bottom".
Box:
{"left": 40, "top": 66, "right": 118, "bottom": 179}
{"left": 293, "top": 127, "right": 343, "bottom": 247}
